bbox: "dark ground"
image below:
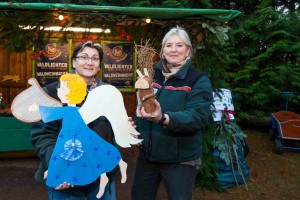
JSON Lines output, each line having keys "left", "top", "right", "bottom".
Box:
{"left": 0, "top": 129, "right": 300, "bottom": 200}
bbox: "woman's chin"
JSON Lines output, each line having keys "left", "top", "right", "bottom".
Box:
{"left": 82, "top": 71, "right": 97, "bottom": 78}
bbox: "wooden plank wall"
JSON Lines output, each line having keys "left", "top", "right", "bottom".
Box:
{"left": 0, "top": 40, "right": 137, "bottom": 117}
{"left": 0, "top": 43, "right": 32, "bottom": 107}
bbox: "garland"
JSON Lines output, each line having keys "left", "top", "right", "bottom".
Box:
{"left": 0, "top": 10, "right": 230, "bottom": 53}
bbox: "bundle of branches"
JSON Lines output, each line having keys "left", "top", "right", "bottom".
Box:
{"left": 134, "top": 39, "right": 158, "bottom": 78}
{"left": 214, "top": 110, "right": 249, "bottom": 190}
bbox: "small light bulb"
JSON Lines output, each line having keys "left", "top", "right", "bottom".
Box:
{"left": 58, "top": 15, "right": 64, "bottom": 21}
{"left": 104, "top": 29, "right": 111, "bottom": 33}
{"left": 145, "top": 18, "right": 151, "bottom": 23}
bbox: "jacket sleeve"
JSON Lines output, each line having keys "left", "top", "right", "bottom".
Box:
{"left": 30, "top": 119, "right": 61, "bottom": 170}
{"left": 166, "top": 75, "right": 213, "bottom": 132}
{"left": 87, "top": 116, "right": 115, "bottom": 145}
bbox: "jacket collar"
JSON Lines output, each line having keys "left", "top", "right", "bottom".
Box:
{"left": 157, "top": 59, "right": 192, "bottom": 80}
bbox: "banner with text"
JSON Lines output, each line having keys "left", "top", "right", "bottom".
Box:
{"left": 101, "top": 41, "right": 136, "bottom": 91}
{"left": 34, "top": 39, "right": 71, "bottom": 87}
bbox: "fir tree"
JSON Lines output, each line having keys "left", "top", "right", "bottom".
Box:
{"left": 226, "top": 3, "right": 300, "bottom": 119}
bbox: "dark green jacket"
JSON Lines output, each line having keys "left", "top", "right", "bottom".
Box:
{"left": 136, "top": 60, "right": 213, "bottom": 163}
{"left": 30, "top": 77, "right": 116, "bottom": 184}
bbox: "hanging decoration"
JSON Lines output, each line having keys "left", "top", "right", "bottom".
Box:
{"left": 119, "top": 29, "right": 132, "bottom": 42}
{"left": 0, "top": 3, "right": 240, "bottom": 53}
{"left": 31, "top": 52, "right": 42, "bottom": 61}
{"left": 79, "top": 35, "right": 93, "bottom": 43}
{"left": 1, "top": 75, "right": 20, "bottom": 83}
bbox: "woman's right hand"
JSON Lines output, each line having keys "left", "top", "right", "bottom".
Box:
{"left": 130, "top": 114, "right": 142, "bottom": 148}
{"left": 55, "top": 182, "right": 73, "bottom": 190}
{"left": 128, "top": 116, "right": 136, "bottom": 129}
{"left": 44, "top": 170, "right": 74, "bottom": 190}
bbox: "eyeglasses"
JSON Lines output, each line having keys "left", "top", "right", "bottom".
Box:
{"left": 76, "top": 56, "right": 100, "bottom": 62}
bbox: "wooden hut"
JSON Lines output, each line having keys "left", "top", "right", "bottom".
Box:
{"left": 0, "top": 3, "right": 240, "bottom": 155}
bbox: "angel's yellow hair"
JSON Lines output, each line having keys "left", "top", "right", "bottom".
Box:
{"left": 60, "top": 73, "right": 87, "bottom": 104}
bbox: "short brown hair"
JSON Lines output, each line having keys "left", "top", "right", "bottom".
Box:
{"left": 72, "top": 41, "right": 103, "bottom": 62}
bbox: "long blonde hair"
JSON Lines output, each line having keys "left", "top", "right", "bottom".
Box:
{"left": 60, "top": 73, "right": 87, "bottom": 104}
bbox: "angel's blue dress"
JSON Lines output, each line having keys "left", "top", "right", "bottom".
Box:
{"left": 39, "top": 105, "right": 121, "bottom": 188}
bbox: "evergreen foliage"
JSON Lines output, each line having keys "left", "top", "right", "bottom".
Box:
{"left": 210, "top": 0, "right": 262, "bottom": 14}
{"left": 195, "top": 120, "right": 223, "bottom": 191}
{"left": 226, "top": 5, "right": 300, "bottom": 119}
{"left": 0, "top": 0, "right": 210, "bottom": 8}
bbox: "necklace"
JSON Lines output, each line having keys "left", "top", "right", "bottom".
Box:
{"left": 87, "top": 78, "right": 97, "bottom": 93}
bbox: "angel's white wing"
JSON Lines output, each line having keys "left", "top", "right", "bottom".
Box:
{"left": 11, "top": 78, "right": 62, "bottom": 122}
{"left": 79, "top": 85, "right": 142, "bottom": 148}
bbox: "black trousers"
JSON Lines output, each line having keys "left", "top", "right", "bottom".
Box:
{"left": 131, "top": 155, "right": 197, "bottom": 200}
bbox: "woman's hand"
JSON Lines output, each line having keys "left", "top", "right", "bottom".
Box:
{"left": 136, "top": 100, "right": 169, "bottom": 127}
{"left": 44, "top": 170, "right": 74, "bottom": 190}
{"left": 55, "top": 182, "right": 73, "bottom": 190}
{"left": 128, "top": 116, "right": 142, "bottom": 147}
{"left": 128, "top": 116, "right": 136, "bottom": 129}
{"left": 136, "top": 100, "right": 163, "bottom": 123}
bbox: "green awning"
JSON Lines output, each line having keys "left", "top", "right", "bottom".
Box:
{"left": 0, "top": 3, "right": 241, "bottom": 23}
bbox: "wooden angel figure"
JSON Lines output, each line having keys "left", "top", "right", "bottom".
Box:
{"left": 135, "top": 68, "right": 156, "bottom": 113}
{"left": 11, "top": 73, "right": 142, "bottom": 199}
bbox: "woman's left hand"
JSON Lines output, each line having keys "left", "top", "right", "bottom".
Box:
{"left": 137, "top": 100, "right": 163, "bottom": 123}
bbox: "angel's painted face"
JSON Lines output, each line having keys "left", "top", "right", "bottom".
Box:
{"left": 57, "top": 80, "right": 70, "bottom": 103}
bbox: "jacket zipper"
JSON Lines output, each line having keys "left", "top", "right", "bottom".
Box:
{"left": 148, "top": 79, "right": 166, "bottom": 158}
